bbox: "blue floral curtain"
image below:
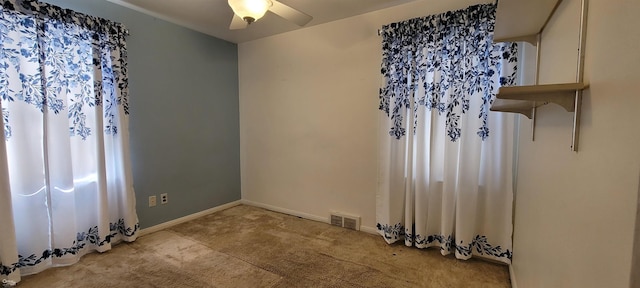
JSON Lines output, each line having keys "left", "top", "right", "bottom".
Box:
{"left": 0, "top": 0, "right": 138, "bottom": 283}
{"left": 376, "top": 3, "right": 518, "bottom": 263}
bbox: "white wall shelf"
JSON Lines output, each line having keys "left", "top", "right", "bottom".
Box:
{"left": 491, "top": 83, "right": 588, "bottom": 119}
{"left": 493, "top": 0, "right": 561, "bottom": 44}
{"left": 490, "top": 0, "right": 589, "bottom": 151}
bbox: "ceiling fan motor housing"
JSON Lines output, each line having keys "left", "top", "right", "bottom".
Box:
{"left": 228, "top": 0, "right": 273, "bottom": 23}
{"left": 227, "top": 0, "right": 312, "bottom": 30}
{"left": 243, "top": 17, "right": 256, "bottom": 24}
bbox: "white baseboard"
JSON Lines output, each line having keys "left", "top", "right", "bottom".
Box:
{"left": 509, "top": 264, "right": 518, "bottom": 288}
{"left": 138, "top": 199, "right": 379, "bottom": 238}
{"left": 138, "top": 200, "right": 242, "bottom": 237}
{"left": 240, "top": 199, "right": 327, "bottom": 223}
{"left": 360, "top": 225, "right": 379, "bottom": 235}
{"left": 240, "top": 199, "right": 378, "bottom": 234}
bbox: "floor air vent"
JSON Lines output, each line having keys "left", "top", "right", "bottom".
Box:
{"left": 343, "top": 217, "right": 359, "bottom": 230}
{"left": 330, "top": 214, "right": 343, "bottom": 227}
{"left": 329, "top": 212, "right": 360, "bottom": 231}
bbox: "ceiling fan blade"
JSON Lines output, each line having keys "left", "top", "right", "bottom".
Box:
{"left": 229, "top": 14, "right": 248, "bottom": 30}
{"left": 269, "top": 1, "right": 312, "bottom": 27}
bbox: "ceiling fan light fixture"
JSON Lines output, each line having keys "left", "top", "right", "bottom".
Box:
{"left": 228, "top": 0, "right": 272, "bottom": 24}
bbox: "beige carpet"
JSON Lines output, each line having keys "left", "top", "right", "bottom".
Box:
{"left": 18, "top": 205, "right": 511, "bottom": 287}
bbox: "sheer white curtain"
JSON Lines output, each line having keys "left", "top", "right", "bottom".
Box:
{"left": 376, "top": 3, "right": 518, "bottom": 263}
{"left": 0, "top": 0, "right": 138, "bottom": 283}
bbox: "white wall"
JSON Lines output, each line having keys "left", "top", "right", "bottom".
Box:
{"left": 512, "top": 0, "right": 640, "bottom": 287}
{"left": 633, "top": 173, "right": 640, "bottom": 288}
{"left": 239, "top": 0, "right": 490, "bottom": 231}
{"left": 239, "top": 0, "right": 640, "bottom": 286}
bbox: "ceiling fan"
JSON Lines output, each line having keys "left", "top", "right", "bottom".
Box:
{"left": 227, "top": 0, "right": 313, "bottom": 30}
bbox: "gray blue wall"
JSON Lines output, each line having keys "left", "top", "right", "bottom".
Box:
{"left": 42, "top": 0, "right": 241, "bottom": 228}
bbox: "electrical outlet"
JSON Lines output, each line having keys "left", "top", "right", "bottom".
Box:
{"left": 149, "top": 195, "right": 157, "bottom": 207}
{"left": 160, "top": 193, "right": 168, "bottom": 204}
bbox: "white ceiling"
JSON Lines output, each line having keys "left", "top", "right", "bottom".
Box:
{"left": 107, "top": 0, "right": 420, "bottom": 43}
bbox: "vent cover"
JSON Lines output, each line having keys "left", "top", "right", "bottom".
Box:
{"left": 329, "top": 212, "right": 360, "bottom": 231}
{"left": 330, "top": 214, "right": 343, "bottom": 227}
{"left": 343, "top": 217, "right": 359, "bottom": 230}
